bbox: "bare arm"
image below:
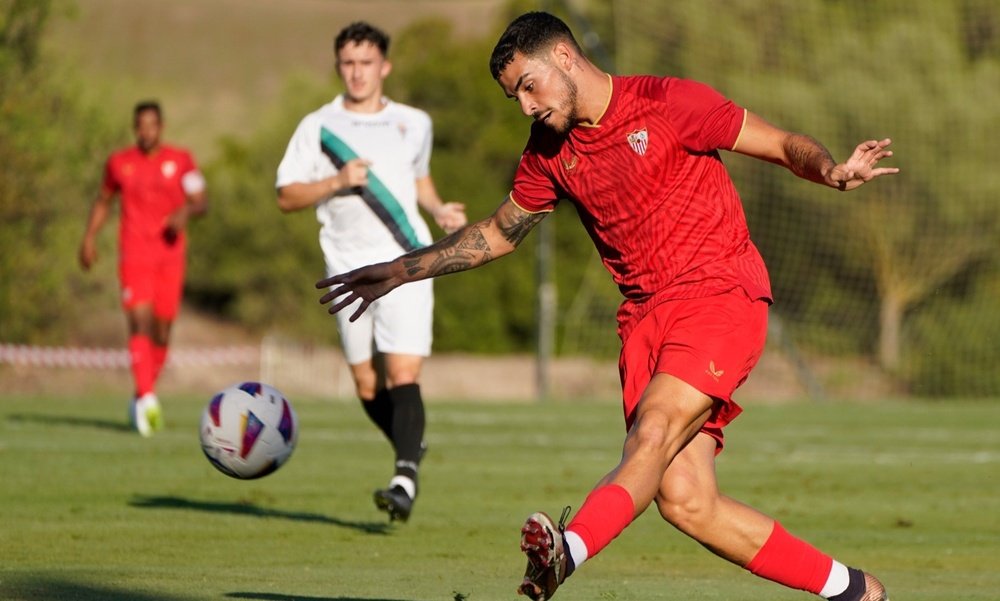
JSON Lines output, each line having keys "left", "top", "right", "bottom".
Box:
{"left": 164, "top": 171, "right": 209, "bottom": 241}
{"left": 732, "top": 112, "right": 898, "bottom": 191}
{"left": 415, "top": 175, "right": 467, "bottom": 234}
{"left": 276, "top": 158, "right": 371, "bottom": 213}
{"left": 317, "top": 196, "right": 547, "bottom": 321}
{"left": 78, "top": 187, "right": 115, "bottom": 271}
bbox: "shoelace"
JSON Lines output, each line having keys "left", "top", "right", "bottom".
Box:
{"left": 557, "top": 505, "right": 571, "bottom": 534}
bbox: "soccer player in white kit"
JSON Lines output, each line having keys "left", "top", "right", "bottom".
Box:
{"left": 275, "top": 21, "right": 466, "bottom": 521}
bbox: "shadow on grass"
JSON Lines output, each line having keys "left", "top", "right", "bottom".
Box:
{"left": 130, "top": 495, "right": 392, "bottom": 535}
{"left": 7, "top": 412, "right": 132, "bottom": 432}
{"left": 0, "top": 577, "right": 195, "bottom": 601}
{"left": 227, "top": 594, "right": 413, "bottom": 601}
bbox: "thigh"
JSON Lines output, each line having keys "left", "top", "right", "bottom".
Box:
{"left": 336, "top": 302, "right": 376, "bottom": 365}
{"left": 119, "top": 259, "right": 155, "bottom": 311}
{"left": 372, "top": 280, "right": 433, "bottom": 357}
{"left": 620, "top": 289, "right": 768, "bottom": 450}
{"left": 153, "top": 252, "right": 185, "bottom": 320}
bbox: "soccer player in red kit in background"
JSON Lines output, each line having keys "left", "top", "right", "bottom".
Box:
{"left": 79, "top": 101, "right": 207, "bottom": 437}
{"left": 318, "top": 12, "right": 897, "bottom": 601}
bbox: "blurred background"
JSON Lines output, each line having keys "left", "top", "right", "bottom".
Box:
{"left": 2, "top": 0, "right": 998, "bottom": 401}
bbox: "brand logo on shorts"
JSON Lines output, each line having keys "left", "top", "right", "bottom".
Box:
{"left": 705, "top": 360, "right": 724, "bottom": 382}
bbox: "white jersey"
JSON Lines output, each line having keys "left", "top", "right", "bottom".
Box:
{"left": 276, "top": 95, "right": 435, "bottom": 273}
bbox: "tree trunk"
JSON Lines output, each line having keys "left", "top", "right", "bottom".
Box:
{"left": 879, "top": 292, "right": 904, "bottom": 372}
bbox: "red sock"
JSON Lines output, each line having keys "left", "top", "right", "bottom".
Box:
{"left": 566, "top": 484, "right": 635, "bottom": 558}
{"left": 745, "top": 521, "right": 833, "bottom": 593}
{"left": 152, "top": 344, "right": 168, "bottom": 382}
{"left": 128, "top": 334, "right": 155, "bottom": 396}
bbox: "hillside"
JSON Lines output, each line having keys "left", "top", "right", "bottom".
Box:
{"left": 46, "top": 0, "right": 506, "bottom": 158}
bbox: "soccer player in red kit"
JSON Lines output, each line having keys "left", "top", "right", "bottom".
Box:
{"left": 79, "top": 101, "right": 207, "bottom": 437}
{"left": 317, "top": 12, "right": 897, "bottom": 601}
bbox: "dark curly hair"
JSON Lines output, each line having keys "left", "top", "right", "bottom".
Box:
{"left": 489, "top": 12, "right": 581, "bottom": 80}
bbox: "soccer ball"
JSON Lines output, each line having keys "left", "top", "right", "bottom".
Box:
{"left": 199, "top": 381, "right": 299, "bottom": 479}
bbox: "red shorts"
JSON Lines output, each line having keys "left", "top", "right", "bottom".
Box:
{"left": 618, "top": 287, "right": 769, "bottom": 452}
{"left": 119, "top": 249, "right": 186, "bottom": 320}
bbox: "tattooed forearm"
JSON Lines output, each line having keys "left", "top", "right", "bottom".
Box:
{"left": 784, "top": 134, "right": 835, "bottom": 182}
{"left": 401, "top": 221, "right": 497, "bottom": 280}
{"left": 498, "top": 209, "right": 545, "bottom": 247}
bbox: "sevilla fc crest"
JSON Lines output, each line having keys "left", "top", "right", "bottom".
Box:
{"left": 626, "top": 128, "right": 649, "bottom": 156}
{"left": 161, "top": 160, "right": 178, "bottom": 178}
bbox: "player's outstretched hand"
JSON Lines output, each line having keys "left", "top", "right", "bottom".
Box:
{"left": 830, "top": 138, "right": 899, "bottom": 191}
{"left": 316, "top": 262, "right": 401, "bottom": 322}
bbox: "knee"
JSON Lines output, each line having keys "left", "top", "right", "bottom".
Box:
{"left": 655, "top": 478, "right": 717, "bottom": 536}
{"left": 628, "top": 409, "right": 683, "bottom": 457}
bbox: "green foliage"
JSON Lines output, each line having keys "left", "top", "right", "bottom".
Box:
{"left": 906, "top": 267, "right": 1000, "bottom": 396}
{"left": 0, "top": 0, "right": 119, "bottom": 343}
{"left": 185, "top": 75, "right": 333, "bottom": 342}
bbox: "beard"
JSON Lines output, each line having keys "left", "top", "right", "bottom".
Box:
{"left": 547, "top": 70, "right": 580, "bottom": 136}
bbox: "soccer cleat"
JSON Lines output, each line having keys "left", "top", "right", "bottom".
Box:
{"left": 518, "top": 507, "right": 571, "bottom": 600}
{"left": 129, "top": 393, "right": 162, "bottom": 437}
{"left": 373, "top": 485, "right": 413, "bottom": 522}
{"left": 128, "top": 396, "right": 151, "bottom": 437}
{"left": 860, "top": 571, "right": 889, "bottom": 601}
{"left": 142, "top": 393, "right": 164, "bottom": 432}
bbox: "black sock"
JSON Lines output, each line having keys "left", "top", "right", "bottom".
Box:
{"left": 389, "top": 383, "right": 425, "bottom": 481}
{"left": 360, "top": 388, "right": 394, "bottom": 445}
{"left": 829, "top": 568, "right": 866, "bottom": 601}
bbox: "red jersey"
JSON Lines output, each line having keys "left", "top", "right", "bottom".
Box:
{"left": 102, "top": 144, "right": 199, "bottom": 257}
{"left": 511, "top": 75, "right": 772, "bottom": 342}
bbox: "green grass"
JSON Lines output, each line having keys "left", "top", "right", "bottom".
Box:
{"left": 1, "top": 394, "right": 998, "bottom": 600}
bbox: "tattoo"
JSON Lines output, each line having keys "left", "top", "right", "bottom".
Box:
{"left": 786, "top": 134, "right": 835, "bottom": 181}
{"left": 403, "top": 257, "right": 424, "bottom": 277}
{"left": 405, "top": 222, "right": 495, "bottom": 278}
{"left": 498, "top": 209, "right": 545, "bottom": 247}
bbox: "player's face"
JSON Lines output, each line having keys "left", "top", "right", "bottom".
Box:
{"left": 133, "top": 109, "right": 162, "bottom": 153}
{"left": 497, "top": 51, "right": 579, "bottom": 135}
{"left": 336, "top": 41, "right": 390, "bottom": 105}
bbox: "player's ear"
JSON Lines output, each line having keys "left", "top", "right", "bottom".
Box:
{"left": 551, "top": 41, "right": 575, "bottom": 72}
{"left": 381, "top": 59, "right": 393, "bottom": 79}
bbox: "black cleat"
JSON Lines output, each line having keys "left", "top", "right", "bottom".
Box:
{"left": 374, "top": 485, "right": 413, "bottom": 522}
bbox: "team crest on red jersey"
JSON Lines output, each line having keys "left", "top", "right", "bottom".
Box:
{"left": 161, "top": 160, "right": 177, "bottom": 178}
{"left": 626, "top": 128, "right": 649, "bottom": 156}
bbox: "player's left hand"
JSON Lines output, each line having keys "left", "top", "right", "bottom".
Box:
{"left": 829, "top": 138, "right": 899, "bottom": 191}
{"left": 317, "top": 261, "right": 402, "bottom": 322}
{"left": 163, "top": 206, "right": 190, "bottom": 241}
{"left": 432, "top": 202, "right": 467, "bottom": 234}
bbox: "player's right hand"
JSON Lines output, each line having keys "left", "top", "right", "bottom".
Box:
{"left": 316, "top": 261, "right": 401, "bottom": 322}
{"left": 336, "top": 158, "right": 372, "bottom": 191}
{"left": 78, "top": 239, "right": 97, "bottom": 271}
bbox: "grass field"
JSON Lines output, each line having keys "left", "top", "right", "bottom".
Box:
{"left": 1, "top": 393, "right": 998, "bottom": 600}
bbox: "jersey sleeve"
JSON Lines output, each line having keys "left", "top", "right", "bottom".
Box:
{"left": 413, "top": 111, "right": 432, "bottom": 180}
{"left": 510, "top": 137, "right": 560, "bottom": 213}
{"left": 275, "top": 115, "right": 321, "bottom": 188}
{"left": 101, "top": 156, "right": 119, "bottom": 194}
{"left": 664, "top": 78, "right": 746, "bottom": 153}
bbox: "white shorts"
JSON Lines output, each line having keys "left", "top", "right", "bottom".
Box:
{"left": 333, "top": 279, "right": 434, "bottom": 365}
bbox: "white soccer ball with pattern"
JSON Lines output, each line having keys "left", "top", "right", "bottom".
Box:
{"left": 199, "top": 381, "right": 298, "bottom": 479}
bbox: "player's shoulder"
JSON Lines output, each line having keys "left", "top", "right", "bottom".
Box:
{"left": 107, "top": 145, "right": 138, "bottom": 164}
{"left": 618, "top": 74, "right": 689, "bottom": 99}
{"left": 385, "top": 99, "right": 432, "bottom": 127}
{"left": 159, "top": 143, "right": 195, "bottom": 160}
